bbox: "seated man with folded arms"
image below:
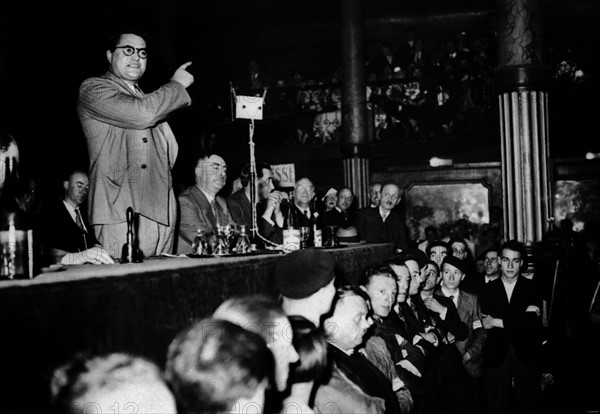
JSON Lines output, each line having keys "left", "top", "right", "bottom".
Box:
{"left": 321, "top": 285, "right": 401, "bottom": 414}
{"left": 359, "top": 263, "right": 416, "bottom": 413}
{"left": 50, "top": 352, "right": 176, "bottom": 414}
{"left": 38, "top": 170, "right": 114, "bottom": 265}
{"left": 227, "top": 161, "right": 273, "bottom": 231}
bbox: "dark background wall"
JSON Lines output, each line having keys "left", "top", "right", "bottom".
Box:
{"left": 1, "top": 0, "right": 598, "bottom": 198}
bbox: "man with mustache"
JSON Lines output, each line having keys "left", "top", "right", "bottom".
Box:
{"left": 176, "top": 154, "right": 234, "bottom": 253}
{"left": 78, "top": 30, "right": 194, "bottom": 258}
{"left": 353, "top": 183, "right": 409, "bottom": 252}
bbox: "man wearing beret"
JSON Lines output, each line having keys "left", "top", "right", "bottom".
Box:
{"left": 438, "top": 255, "right": 487, "bottom": 414}
{"left": 274, "top": 248, "right": 337, "bottom": 328}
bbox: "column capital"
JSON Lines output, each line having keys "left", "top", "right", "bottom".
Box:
{"left": 496, "top": 64, "right": 552, "bottom": 93}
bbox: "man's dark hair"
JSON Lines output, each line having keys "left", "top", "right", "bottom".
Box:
{"left": 288, "top": 315, "right": 331, "bottom": 384}
{"left": 426, "top": 240, "right": 449, "bottom": 256}
{"left": 239, "top": 162, "right": 271, "bottom": 188}
{"left": 106, "top": 29, "right": 150, "bottom": 51}
{"left": 500, "top": 240, "right": 527, "bottom": 267}
{"left": 358, "top": 263, "right": 397, "bottom": 287}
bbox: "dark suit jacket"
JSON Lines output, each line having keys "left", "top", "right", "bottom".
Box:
{"left": 320, "top": 207, "right": 351, "bottom": 229}
{"left": 353, "top": 208, "right": 408, "bottom": 251}
{"left": 479, "top": 277, "right": 543, "bottom": 369}
{"left": 329, "top": 344, "right": 401, "bottom": 414}
{"left": 176, "top": 185, "right": 234, "bottom": 254}
{"left": 226, "top": 188, "right": 251, "bottom": 230}
{"left": 437, "top": 289, "right": 487, "bottom": 378}
{"left": 38, "top": 198, "right": 100, "bottom": 259}
{"left": 288, "top": 204, "right": 314, "bottom": 229}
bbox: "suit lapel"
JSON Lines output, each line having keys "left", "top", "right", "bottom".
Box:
{"left": 191, "top": 186, "right": 217, "bottom": 230}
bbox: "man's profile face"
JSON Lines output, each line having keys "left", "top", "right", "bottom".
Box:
{"left": 422, "top": 264, "right": 439, "bottom": 292}
{"left": 107, "top": 33, "right": 147, "bottom": 82}
{"left": 380, "top": 184, "right": 400, "bottom": 213}
{"left": 390, "top": 264, "right": 411, "bottom": 303}
{"left": 500, "top": 248, "right": 522, "bottom": 281}
{"left": 406, "top": 260, "right": 423, "bottom": 295}
{"left": 196, "top": 155, "right": 227, "bottom": 195}
{"left": 257, "top": 168, "right": 274, "bottom": 200}
{"left": 326, "top": 294, "right": 372, "bottom": 352}
{"left": 484, "top": 251, "right": 500, "bottom": 276}
{"left": 370, "top": 184, "right": 382, "bottom": 207}
{"left": 64, "top": 172, "right": 89, "bottom": 207}
{"left": 337, "top": 189, "right": 353, "bottom": 212}
{"left": 294, "top": 178, "right": 314, "bottom": 207}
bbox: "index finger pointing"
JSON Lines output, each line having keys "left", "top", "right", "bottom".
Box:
{"left": 179, "top": 61, "right": 193, "bottom": 70}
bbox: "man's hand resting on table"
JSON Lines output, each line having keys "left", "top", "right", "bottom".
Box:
{"left": 61, "top": 247, "right": 115, "bottom": 265}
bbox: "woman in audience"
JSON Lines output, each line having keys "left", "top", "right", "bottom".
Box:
{"left": 213, "top": 294, "right": 300, "bottom": 393}
{"left": 283, "top": 315, "right": 330, "bottom": 414}
{"left": 166, "top": 318, "right": 274, "bottom": 414}
{"left": 50, "top": 352, "right": 177, "bottom": 414}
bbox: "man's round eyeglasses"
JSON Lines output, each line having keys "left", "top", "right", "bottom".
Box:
{"left": 115, "top": 45, "right": 148, "bottom": 59}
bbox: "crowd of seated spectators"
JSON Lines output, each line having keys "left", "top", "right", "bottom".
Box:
{"left": 45, "top": 233, "right": 599, "bottom": 414}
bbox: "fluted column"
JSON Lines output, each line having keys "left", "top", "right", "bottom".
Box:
{"left": 340, "top": 0, "right": 369, "bottom": 208}
{"left": 496, "top": 0, "right": 552, "bottom": 245}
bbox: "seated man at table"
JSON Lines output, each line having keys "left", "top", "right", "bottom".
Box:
{"left": 353, "top": 182, "right": 408, "bottom": 252}
{"left": 320, "top": 186, "right": 354, "bottom": 229}
{"left": 226, "top": 161, "right": 273, "bottom": 231}
{"left": 38, "top": 170, "right": 114, "bottom": 265}
{"left": 176, "top": 154, "right": 234, "bottom": 254}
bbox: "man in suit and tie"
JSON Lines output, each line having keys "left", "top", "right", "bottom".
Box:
{"left": 78, "top": 30, "right": 194, "bottom": 258}
{"left": 320, "top": 186, "right": 354, "bottom": 229}
{"left": 353, "top": 183, "right": 409, "bottom": 252}
{"left": 480, "top": 240, "right": 543, "bottom": 414}
{"left": 290, "top": 177, "right": 316, "bottom": 228}
{"left": 176, "top": 154, "right": 234, "bottom": 254}
{"left": 39, "top": 171, "right": 114, "bottom": 265}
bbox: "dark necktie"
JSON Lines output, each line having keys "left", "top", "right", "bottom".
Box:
{"left": 75, "top": 208, "right": 88, "bottom": 250}
{"left": 75, "top": 208, "right": 85, "bottom": 232}
{"left": 211, "top": 199, "right": 219, "bottom": 224}
{"left": 304, "top": 210, "right": 310, "bottom": 219}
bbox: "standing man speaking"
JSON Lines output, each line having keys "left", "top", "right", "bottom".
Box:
{"left": 78, "top": 30, "right": 193, "bottom": 257}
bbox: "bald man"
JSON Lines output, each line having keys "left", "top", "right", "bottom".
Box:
{"left": 39, "top": 171, "right": 114, "bottom": 265}
{"left": 176, "top": 154, "right": 235, "bottom": 254}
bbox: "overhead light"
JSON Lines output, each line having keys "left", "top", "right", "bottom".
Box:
{"left": 430, "top": 157, "right": 453, "bottom": 167}
{"left": 585, "top": 152, "right": 600, "bottom": 160}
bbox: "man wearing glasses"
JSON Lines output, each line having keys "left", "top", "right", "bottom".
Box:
{"left": 176, "top": 154, "right": 234, "bottom": 254}
{"left": 77, "top": 30, "right": 194, "bottom": 258}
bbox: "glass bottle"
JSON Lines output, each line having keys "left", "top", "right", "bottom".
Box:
{"left": 0, "top": 157, "right": 33, "bottom": 279}
{"left": 235, "top": 225, "right": 251, "bottom": 254}
{"left": 191, "top": 229, "right": 207, "bottom": 255}
{"left": 213, "top": 225, "right": 230, "bottom": 255}
{"left": 283, "top": 191, "right": 300, "bottom": 251}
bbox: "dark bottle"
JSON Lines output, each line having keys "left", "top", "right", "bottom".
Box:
{"left": 1, "top": 157, "right": 36, "bottom": 279}
{"left": 120, "top": 207, "right": 143, "bottom": 263}
{"left": 283, "top": 191, "right": 300, "bottom": 251}
{"left": 311, "top": 198, "right": 322, "bottom": 247}
{"left": 285, "top": 192, "right": 297, "bottom": 230}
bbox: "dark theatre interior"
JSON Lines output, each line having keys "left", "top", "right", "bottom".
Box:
{"left": 1, "top": 0, "right": 599, "bottom": 413}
